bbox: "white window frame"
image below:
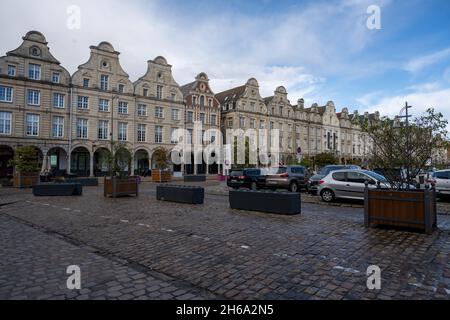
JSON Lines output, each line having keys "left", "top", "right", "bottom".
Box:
{"left": 118, "top": 101, "right": 128, "bottom": 114}
{"left": 76, "top": 118, "right": 88, "bottom": 139}
{"left": 211, "top": 114, "right": 217, "bottom": 126}
{"left": 52, "top": 72, "right": 60, "bottom": 84}
{"left": 100, "top": 74, "right": 109, "bottom": 91}
{"left": 0, "top": 112, "right": 12, "bottom": 135}
{"left": 53, "top": 93, "right": 65, "bottom": 108}
{"left": 156, "top": 85, "right": 163, "bottom": 99}
{"left": 155, "top": 126, "right": 163, "bottom": 144}
{"left": 7, "top": 65, "right": 16, "bottom": 77}
{"left": 52, "top": 116, "right": 64, "bottom": 138}
{"left": 0, "top": 86, "right": 13, "bottom": 103}
{"left": 77, "top": 96, "right": 89, "bottom": 109}
{"left": 27, "top": 89, "right": 40, "bottom": 106}
{"left": 137, "top": 104, "right": 147, "bottom": 117}
{"left": 171, "top": 128, "right": 179, "bottom": 144}
{"left": 171, "top": 109, "right": 179, "bottom": 121}
{"left": 98, "top": 99, "right": 109, "bottom": 112}
{"left": 26, "top": 114, "right": 39, "bottom": 136}
{"left": 118, "top": 122, "right": 128, "bottom": 141}
{"left": 137, "top": 124, "right": 146, "bottom": 142}
{"left": 28, "top": 64, "right": 41, "bottom": 80}
{"left": 98, "top": 120, "right": 109, "bottom": 140}
{"left": 155, "top": 106, "right": 164, "bottom": 119}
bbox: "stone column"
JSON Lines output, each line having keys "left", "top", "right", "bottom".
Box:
{"left": 89, "top": 152, "right": 94, "bottom": 177}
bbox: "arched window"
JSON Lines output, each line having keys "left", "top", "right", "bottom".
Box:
{"left": 200, "top": 96, "right": 205, "bottom": 108}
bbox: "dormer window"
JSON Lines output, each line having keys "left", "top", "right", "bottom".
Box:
{"left": 157, "top": 72, "right": 163, "bottom": 81}
{"left": 118, "top": 84, "right": 125, "bottom": 93}
{"left": 7, "top": 65, "right": 16, "bottom": 77}
{"left": 28, "top": 64, "right": 41, "bottom": 80}
{"left": 83, "top": 78, "right": 90, "bottom": 88}
{"left": 143, "top": 88, "right": 148, "bottom": 97}
{"left": 52, "top": 72, "right": 60, "bottom": 84}
{"left": 101, "top": 60, "right": 109, "bottom": 68}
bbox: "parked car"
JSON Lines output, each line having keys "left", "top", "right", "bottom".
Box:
{"left": 308, "top": 165, "right": 360, "bottom": 195}
{"left": 428, "top": 170, "right": 450, "bottom": 194}
{"left": 265, "top": 165, "right": 310, "bottom": 192}
{"left": 317, "top": 169, "right": 390, "bottom": 202}
{"left": 227, "top": 168, "right": 268, "bottom": 190}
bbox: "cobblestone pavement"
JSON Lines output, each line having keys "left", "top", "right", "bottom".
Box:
{"left": 1, "top": 182, "right": 450, "bottom": 300}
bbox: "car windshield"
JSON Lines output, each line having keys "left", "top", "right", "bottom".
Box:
{"left": 269, "top": 167, "right": 287, "bottom": 175}
{"left": 363, "top": 171, "right": 389, "bottom": 183}
{"left": 229, "top": 170, "right": 244, "bottom": 177}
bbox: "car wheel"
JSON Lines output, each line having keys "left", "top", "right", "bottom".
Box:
{"left": 321, "top": 189, "right": 335, "bottom": 203}
{"left": 289, "top": 181, "right": 299, "bottom": 193}
{"left": 250, "top": 182, "right": 258, "bottom": 191}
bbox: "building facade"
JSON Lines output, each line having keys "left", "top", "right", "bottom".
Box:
{"left": 216, "top": 79, "right": 378, "bottom": 168}
{"left": 1, "top": 30, "right": 390, "bottom": 178}
{"left": 180, "top": 72, "right": 221, "bottom": 175}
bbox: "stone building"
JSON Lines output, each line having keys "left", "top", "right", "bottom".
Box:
{"left": 1, "top": 30, "right": 385, "bottom": 178}
{"left": 0, "top": 31, "right": 71, "bottom": 177}
{"left": 216, "top": 78, "right": 379, "bottom": 167}
{"left": 180, "top": 72, "right": 221, "bottom": 175}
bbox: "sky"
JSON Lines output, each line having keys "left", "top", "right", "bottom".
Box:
{"left": 1, "top": 0, "right": 450, "bottom": 122}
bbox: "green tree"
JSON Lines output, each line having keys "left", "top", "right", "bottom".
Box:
{"left": 314, "top": 152, "right": 338, "bottom": 168}
{"left": 152, "top": 146, "right": 170, "bottom": 170}
{"left": 354, "top": 107, "right": 448, "bottom": 189}
{"left": 9, "top": 146, "right": 40, "bottom": 173}
{"left": 105, "top": 141, "right": 133, "bottom": 178}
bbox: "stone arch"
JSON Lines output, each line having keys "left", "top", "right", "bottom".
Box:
{"left": 46, "top": 147, "right": 68, "bottom": 175}
{"left": 94, "top": 147, "right": 111, "bottom": 177}
{"left": 0, "top": 145, "right": 14, "bottom": 178}
{"left": 70, "top": 146, "right": 91, "bottom": 177}
{"left": 134, "top": 148, "right": 150, "bottom": 176}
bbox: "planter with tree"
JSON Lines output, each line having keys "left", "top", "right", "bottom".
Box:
{"left": 10, "top": 146, "right": 41, "bottom": 188}
{"left": 355, "top": 105, "right": 447, "bottom": 234}
{"left": 151, "top": 147, "right": 172, "bottom": 183}
{"left": 104, "top": 142, "right": 138, "bottom": 198}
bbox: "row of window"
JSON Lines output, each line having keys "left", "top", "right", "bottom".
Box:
{"left": 1, "top": 87, "right": 218, "bottom": 123}
{"left": 6, "top": 63, "right": 62, "bottom": 83}
{"left": 1, "top": 85, "right": 66, "bottom": 107}
{"left": 82, "top": 76, "right": 167, "bottom": 99}
{"left": 186, "top": 111, "right": 217, "bottom": 125}
{"left": 0, "top": 111, "right": 218, "bottom": 146}
{"left": 0, "top": 111, "right": 177, "bottom": 143}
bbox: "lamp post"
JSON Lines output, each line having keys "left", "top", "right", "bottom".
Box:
{"left": 396, "top": 102, "right": 412, "bottom": 190}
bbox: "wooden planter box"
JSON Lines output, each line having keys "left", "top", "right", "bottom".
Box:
{"left": 157, "top": 185, "right": 204, "bottom": 204}
{"left": 229, "top": 190, "right": 301, "bottom": 215}
{"left": 364, "top": 188, "right": 437, "bottom": 234}
{"left": 184, "top": 175, "right": 207, "bottom": 182}
{"left": 13, "top": 172, "right": 40, "bottom": 188}
{"left": 104, "top": 177, "right": 139, "bottom": 198}
{"left": 152, "top": 170, "right": 171, "bottom": 183}
{"left": 33, "top": 183, "right": 82, "bottom": 197}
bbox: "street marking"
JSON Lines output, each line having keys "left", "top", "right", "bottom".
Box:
{"left": 241, "top": 245, "right": 250, "bottom": 250}
{"left": 120, "top": 220, "right": 129, "bottom": 223}
{"left": 333, "top": 266, "right": 360, "bottom": 273}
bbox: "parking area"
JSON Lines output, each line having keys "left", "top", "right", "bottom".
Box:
{"left": 1, "top": 181, "right": 450, "bottom": 300}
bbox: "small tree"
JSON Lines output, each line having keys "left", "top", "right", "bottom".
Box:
{"left": 106, "top": 141, "right": 133, "bottom": 178}
{"left": 9, "top": 146, "right": 40, "bottom": 173}
{"left": 354, "top": 107, "right": 448, "bottom": 189}
{"left": 153, "top": 147, "right": 170, "bottom": 170}
{"left": 299, "top": 155, "right": 313, "bottom": 169}
{"left": 315, "top": 152, "right": 338, "bottom": 168}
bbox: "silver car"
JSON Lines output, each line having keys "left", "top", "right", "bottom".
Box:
{"left": 429, "top": 170, "right": 450, "bottom": 194}
{"left": 317, "top": 169, "right": 390, "bottom": 202}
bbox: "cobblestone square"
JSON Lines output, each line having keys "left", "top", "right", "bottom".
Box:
{"left": 1, "top": 182, "right": 450, "bottom": 300}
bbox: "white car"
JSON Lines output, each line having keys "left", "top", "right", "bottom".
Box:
{"left": 429, "top": 170, "right": 450, "bottom": 194}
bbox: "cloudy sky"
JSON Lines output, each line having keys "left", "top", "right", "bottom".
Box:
{"left": 1, "top": 0, "right": 450, "bottom": 120}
